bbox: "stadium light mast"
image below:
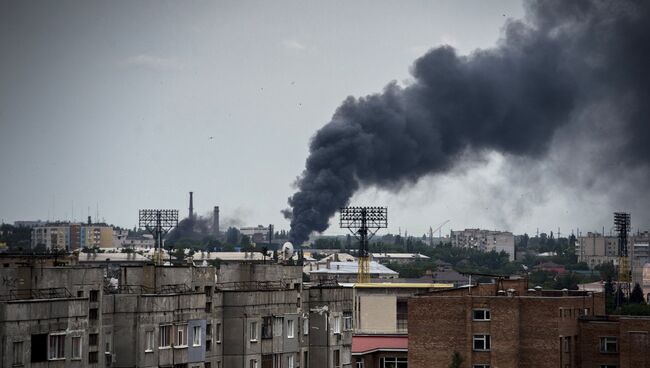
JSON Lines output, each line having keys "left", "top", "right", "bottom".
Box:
{"left": 339, "top": 207, "right": 388, "bottom": 283}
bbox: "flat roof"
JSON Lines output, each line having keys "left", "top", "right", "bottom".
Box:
{"left": 339, "top": 282, "right": 453, "bottom": 289}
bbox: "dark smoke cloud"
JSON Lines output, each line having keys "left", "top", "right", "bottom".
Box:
{"left": 285, "top": 0, "right": 650, "bottom": 245}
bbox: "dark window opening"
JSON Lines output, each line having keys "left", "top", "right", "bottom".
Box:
{"left": 31, "top": 334, "right": 48, "bottom": 362}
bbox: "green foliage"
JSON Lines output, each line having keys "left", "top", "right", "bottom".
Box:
{"left": 595, "top": 261, "right": 617, "bottom": 280}
{"left": 313, "top": 237, "right": 342, "bottom": 249}
{"left": 604, "top": 276, "right": 616, "bottom": 313}
{"left": 618, "top": 303, "right": 650, "bottom": 316}
{"left": 448, "top": 351, "right": 463, "bottom": 368}
{"left": 0, "top": 224, "right": 32, "bottom": 251}
{"left": 240, "top": 235, "right": 251, "bottom": 247}
{"left": 630, "top": 283, "right": 646, "bottom": 304}
{"left": 226, "top": 227, "right": 240, "bottom": 245}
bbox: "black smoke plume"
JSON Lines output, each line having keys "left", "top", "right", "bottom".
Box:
{"left": 285, "top": 0, "right": 650, "bottom": 245}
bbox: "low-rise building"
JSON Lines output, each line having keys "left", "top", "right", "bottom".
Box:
{"left": 371, "top": 253, "right": 430, "bottom": 265}
{"left": 304, "top": 261, "right": 398, "bottom": 283}
{"left": 408, "top": 277, "right": 606, "bottom": 368}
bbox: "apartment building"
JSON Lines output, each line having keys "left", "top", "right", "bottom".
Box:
{"left": 577, "top": 315, "right": 650, "bottom": 367}
{"left": 575, "top": 232, "right": 619, "bottom": 267}
{"left": 408, "top": 277, "right": 606, "bottom": 368}
{"left": 0, "top": 260, "right": 352, "bottom": 368}
{"left": 450, "top": 229, "right": 515, "bottom": 261}
{"left": 31, "top": 223, "right": 114, "bottom": 250}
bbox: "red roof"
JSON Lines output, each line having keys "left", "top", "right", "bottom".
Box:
{"left": 352, "top": 335, "right": 408, "bottom": 354}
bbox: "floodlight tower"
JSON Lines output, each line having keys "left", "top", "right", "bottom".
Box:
{"left": 340, "top": 207, "right": 388, "bottom": 283}
{"left": 139, "top": 209, "right": 179, "bottom": 265}
{"left": 614, "top": 212, "right": 631, "bottom": 302}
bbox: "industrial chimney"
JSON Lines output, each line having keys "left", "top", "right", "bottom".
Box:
{"left": 189, "top": 192, "right": 194, "bottom": 220}
{"left": 213, "top": 206, "right": 220, "bottom": 236}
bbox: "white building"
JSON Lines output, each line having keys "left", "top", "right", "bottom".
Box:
{"left": 450, "top": 228, "right": 515, "bottom": 261}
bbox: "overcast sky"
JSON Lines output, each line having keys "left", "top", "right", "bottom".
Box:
{"left": 1, "top": 0, "right": 644, "bottom": 237}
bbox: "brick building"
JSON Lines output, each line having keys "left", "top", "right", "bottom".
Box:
{"left": 577, "top": 315, "right": 650, "bottom": 367}
{"left": 408, "top": 277, "right": 606, "bottom": 368}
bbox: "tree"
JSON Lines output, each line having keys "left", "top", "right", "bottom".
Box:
{"left": 448, "top": 351, "right": 463, "bottom": 368}
{"left": 604, "top": 276, "right": 615, "bottom": 313}
{"left": 630, "top": 283, "right": 646, "bottom": 304}
{"left": 240, "top": 235, "right": 251, "bottom": 247}
{"left": 226, "top": 227, "right": 240, "bottom": 245}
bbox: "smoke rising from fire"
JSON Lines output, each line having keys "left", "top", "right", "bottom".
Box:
{"left": 285, "top": 0, "right": 650, "bottom": 245}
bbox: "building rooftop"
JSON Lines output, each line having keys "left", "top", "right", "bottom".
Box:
{"left": 305, "top": 261, "right": 398, "bottom": 275}
{"left": 371, "top": 252, "right": 430, "bottom": 260}
{"left": 352, "top": 335, "right": 408, "bottom": 355}
{"left": 78, "top": 252, "right": 150, "bottom": 263}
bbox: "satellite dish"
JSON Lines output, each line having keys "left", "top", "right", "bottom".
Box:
{"left": 281, "top": 242, "right": 294, "bottom": 258}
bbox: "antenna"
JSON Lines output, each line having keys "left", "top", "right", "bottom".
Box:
{"left": 340, "top": 207, "right": 387, "bottom": 283}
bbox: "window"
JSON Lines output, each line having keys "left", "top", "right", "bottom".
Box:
{"left": 160, "top": 325, "right": 172, "bottom": 348}
{"left": 177, "top": 324, "right": 188, "bottom": 347}
{"left": 274, "top": 317, "right": 284, "bottom": 337}
{"left": 77, "top": 290, "right": 84, "bottom": 297}
{"left": 600, "top": 366, "right": 617, "bottom": 368}
{"left": 600, "top": 337, "right": 618, "bottom": 353}
{"left": 48, "top": 333, "right": 66, "bottom": 360}
{"left": 333, "top": 315, "right": 341, "bottom": 334}
{"left": 343, "top": 312, "right": 353, "bottom": 331}
{"left": 288, "top": 319, "right": 295, "bottom": 338}
{"left": 216, "top": 323, "right": 222, "bottom": 343}
{"left": 145, "top": 331, "right": 154, "bottom": 352}
{"left": 89, "top": 351, "right": 98, "bottom": 363}
{"left": 89, "top": 333, "right": 98, "bottom": 346}
{"left": 206, "top": 339, "right": 212, "bottom": 351}
{"left": 303, "top": 317, "right": 309, "bottom": 335}
{"left": 71, "top": 336, "right": 82, "bottom": 359}
{"left": 89, "top": 308, "right": 98, "bottom": 320}
{"left": 473, "top": 334, "right": 491, "bottom": 351}
{"left": 250, "top": 359, "right": 258, "bottom": 368}
{"left": 262, "top": 316, "right": 273, "bottom": 339}
{"left": 333, "top": 350, "right": 340, "bottom": 368}
{"left": 380, "top": 357, "right": 407, "bottom": 368}
{"left": 355, "top": 358, "right": 364, "bottom": 368}
{"left": 250, "top": 321, "right": 259, "bottom": 342}
{"left": 473, "top": 309, "right": 491, "bottom": 321}
{"left": 31, "top": 334, "right": 48, "bottom": 362}
{"left": 193, "top": 326, "right": 201, "bottom": 346}
{"left": 206, "top": 323, "right": 212, "bottom": 337}
{"left": 303, "top": 351, "right": 309, "bottom": 368}
{"left": 473, "top": 365, "right": 490, "bottom": 368}
{"left": 563, "top": 336, "right": 571, "bottom": 353}
{"left": 288, "top": 354, "right": 295, "bottom": 368}
{"left": 89, "top": 290, "right": 99, "bottom": 302}
{"left": 13, "top": 341, "right": 23, "bottom": 365}
{"left": 105, "top": 333, "right": 111, "bottom": 353}
{"left": 396, "top": 300, "right": 408, "bottom": 331}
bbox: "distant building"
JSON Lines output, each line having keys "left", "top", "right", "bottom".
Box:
{"left": 304, "top": 261, "right": 398, "bottom": 283}
{"left": 240, "top": 225, "right": 271, "bottom": 243}
{"left": 31, "top": 223, "right": 113, "bottom": 250}
{"left": 371, "top": 252, "right": 430, "bottom": 265}
{"left": 450, "top": 228, "right": 515, "bottom": 261}
{"left": 575, "top": 232, "right": 619, "bottom": 268}
{"left": 13, "top": 220, "right": 47, "bottom": 228}
{"left": 122, "top": 234, "right": 155, "bottom": 249}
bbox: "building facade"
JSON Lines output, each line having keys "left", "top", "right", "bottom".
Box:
{"left": 0, "top": 261, "right": 353, "bottom": 368}
{"left": 450, "top": 229, "right": 515, "bottom": 261}
{"left": 31, "top": 223, "right": 114, "bottom": 250}
{"left": 408, "top": 277, "right": 606, "bottom": 368}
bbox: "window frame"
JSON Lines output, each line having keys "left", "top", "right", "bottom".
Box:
{"left": 145, "top": 330, "right": 154, "bottom": 352}
{"left": 250, "top": 321, "right": 259, "bottom": 342}
{"left": 48, "top": 333, "right": 66, "bottom": 360}
{"left": 333, "top": 315, "right": 341, "bottom": 334}
{"left": 473, "top": 365, "right": 490, "bottom": 368}
{"left": 71, "top": 336, "right": 82, "bottom": 360}
{"left": 176, "top": 324, "right": 188, "bottom": 347}
{"left": 193, "top": 325, "right": 202, "bottom": 347}
{"left": 288, "top": 354, "right": 295, "bottom": 368}
{"left": 343, "top": 312, "right": 353, "bottom": 331}
{"left": 599, "top": 336, "right": 618, "bottom": 354}
{"left": 472, "top": 334, "right": 491, "bottom": 351}
{"left": 13, "top": 341, "right": 24, "bottom": 365}
{"left": 159, "top": 325, "right": 172, "bottom": 348}
{"left": 216, "top": 322, "right": 222, "bottom": 343}
{"left": 472, "top": 309, "right": 491, "bottom": 321}
{"left": 287, "top": 319, "right": 295, "bottom": 338}
{"left": 303, "top": 317, "right": 309, "bottom": 335}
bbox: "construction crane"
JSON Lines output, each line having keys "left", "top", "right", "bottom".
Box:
{"left": 614, "top": 212, "right": 631, "bottom": 305}
{"left": 429, "top": 220, "right": 450, "bottom": 245}
{"left": 340, "top": 207, "right": 388, "bottom": 283}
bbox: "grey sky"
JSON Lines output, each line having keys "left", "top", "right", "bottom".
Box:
{"left": 2, "top": 0, "right": 641, "bottom": 237}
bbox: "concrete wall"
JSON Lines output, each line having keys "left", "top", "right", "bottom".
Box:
{"left": 357, "top": 295, "right": 396, "bottom": 333}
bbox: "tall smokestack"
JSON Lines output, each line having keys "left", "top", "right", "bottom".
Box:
{"left": 284, "top": 0, "right": 650, "bottom": 245}
{"left": 189, "top": 192, "right": 194, "bottom": 221}
{"left": 213, "top": 206, "right": 220, "bottom": 237}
